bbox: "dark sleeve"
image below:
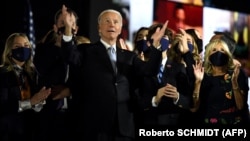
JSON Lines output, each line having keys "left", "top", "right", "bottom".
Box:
{"left": 182, "top": 52, "right": 196, "bottom": 90}
{"left": 134, "top": 46, "right": 162, "bottom": 76}
{"left": 0, "top": 70, "right": 19, "bottom": 114}
{"left": 176, "top": 93, "right": 191, "bottom": 110}
{"left": 175, "top": 69, "right": 193, "bottom": 110}
{"left": 198, "top": 74, "right": 210, "bottom": 113}
{"left": 61, "top": 40, "right": 86, "bottom": 67}
{"left": 136, "top": 77, "right": 158, "bottom": 110}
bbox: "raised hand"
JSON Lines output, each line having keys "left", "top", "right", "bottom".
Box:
{"left": 62, "top": 5, "right": 77, "bottom": 36}
{"left": 193, "top": 61, "right": 204, "bottom": 82}
{"left": 118, "top": 38, "right": 131, "bottom": 50}
{"left": 232, "top": 63, "right": 240, "bottom": 84}
{"left": 151, "top": 20, "right": 169, "bottom": 48}
{"left": 175, "top": 28, "right": 189, "bottom": 54}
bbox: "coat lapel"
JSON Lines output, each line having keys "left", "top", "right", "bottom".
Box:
{"left": 95, "top": 41, "right": 116, "bottom": 73}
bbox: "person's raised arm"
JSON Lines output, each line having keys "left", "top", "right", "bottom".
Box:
{"left": 150, "top": 20, "right": 169, "bottom": 48}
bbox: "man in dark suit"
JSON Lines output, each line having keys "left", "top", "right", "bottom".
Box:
{"left": 61, "top": 8, "right": 168, "bottom": 141}
{"left": 33, "top": 5, "right": 79, "bottom": 141}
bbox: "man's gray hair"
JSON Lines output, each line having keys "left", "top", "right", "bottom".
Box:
{"left": 97, "top": 9, "right": 123, "bottom": 26}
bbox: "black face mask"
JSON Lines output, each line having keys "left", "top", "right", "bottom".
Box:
{"left": 209, "top": 51, "right": 229, "bottom": 66}
{"left": 12, "top": 47, "right": 31, "bottom": 62}
{"left": 135, "top": 39, "right": 148, "bottom": 52}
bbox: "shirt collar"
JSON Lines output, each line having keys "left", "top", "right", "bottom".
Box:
{"left": 100, "top": 39, "right": 116, "bottom": 51}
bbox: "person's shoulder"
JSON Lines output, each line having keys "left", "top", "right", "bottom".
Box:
{"left": 0, "top": 65, "right": 9, "bottom": 73}
{"left": 118, "top": 47, "right": 136, "bottom": 56}
{"left": 77, "top": 41, "right": 103, "bottom": 53}
{"left": 0, "top": 66, "right": 12, "bottom": 85}
{"left": 75, "top": 35, "right": 91, "bottom": 44}
{"left": 78, "top": 41, "right": 100, "bottom": 47}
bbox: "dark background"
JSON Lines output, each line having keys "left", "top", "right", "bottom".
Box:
{"left": 1, "top": 0, "right": 111, "bottom": 44}
{"left": 1, "top": 0, "right": 250, "bottom": 55}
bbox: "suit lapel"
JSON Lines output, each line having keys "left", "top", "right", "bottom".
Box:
{"left": 95, "top": 41, "right": 116, "bottom": 73}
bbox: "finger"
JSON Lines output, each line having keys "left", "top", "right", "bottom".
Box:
{"left": 62, "top": 5, "right": 67, "bottom": 14}
{"left": 155, "top": 27, "right": 161, "bottom": 34}
{"left": 161, "top": 20, "right": 169, "bottom": 31}
{"left": 178, "top": 28, "right": 185, "bottom": 35}
{"left": 164, "top": 93, "right": 175, "bottom": 98}
{"left": 39, "top": 86, "right": 46, "bottom": 92}
{"left": 166, "top": 83, "right": 174, "bottom": 87}
{"left": 47, "top": 88, "right": 52, "bottom": 94}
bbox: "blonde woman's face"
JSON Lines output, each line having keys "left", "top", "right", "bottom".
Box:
{"left": 12, "top": 36, "right": 30, "bottom": 49}
{"left": 10, "top": 35, "right": 31, "bottom": 64}
{"left": 209, "top": 43, "right": 226, "bottom": 56}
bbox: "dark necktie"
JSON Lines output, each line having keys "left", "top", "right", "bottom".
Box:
{"left": 107, "top": 46, "right": 116, "bottom": 72}
{"left": 157, "top": 64, "right": 164, "bottom": 84}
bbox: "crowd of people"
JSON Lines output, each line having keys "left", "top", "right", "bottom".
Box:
{"left": 0, "top": 4, "right": 249, "bottom": 141}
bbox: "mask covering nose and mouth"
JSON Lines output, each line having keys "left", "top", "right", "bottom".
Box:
{"left": 135, "top": 40, "right": 148, "bottom": 52}
{"left": 188, "top": 43, "right": 194, "bottom": 52}
{"left": 12, "top": 47, "right": 31, "bottom": 62}
{"left": 160, "top": 38, "right": 169, "bottom": 51}
{"left": 209, "top": 51, "right": 229, "bottom": 66}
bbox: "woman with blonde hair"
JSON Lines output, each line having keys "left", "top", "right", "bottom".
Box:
{"left": 192, "top": 38, "right": 249, "bottom": 127}
{"left": 0, "top": 33, "right": 51, "bottom": 141}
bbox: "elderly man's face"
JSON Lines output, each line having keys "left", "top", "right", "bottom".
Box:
{"left": 98, "top": 12, "right": 122, "bottom": 42}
